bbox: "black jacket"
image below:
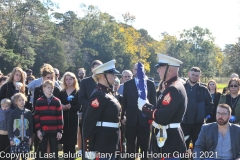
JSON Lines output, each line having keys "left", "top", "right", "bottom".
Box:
{"left": 207, "top": 92, "right": 221, "bottom": 123}
{"left": 122, "top": 79, "right": 156, "bottom": 127}
{"left": 0, "top": 82, "right": 26, "bottom": 108}
{"left": 59, "top": 89, "right": 80, "bottom": 131}
{"left": 182, "top": 82, "right": 213, "bottom": 124}
{"left": 78, "top": 76, "right": 96, "bottom": 123}
{"left": 83, "top": 83, "right": 121, "bottom": 153}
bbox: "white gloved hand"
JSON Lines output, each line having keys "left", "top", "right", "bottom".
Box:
{"left": 138, "top": 98, "right": 148, "bottom": 111}
{"left": 85, "top": 151, "right": 96, "bottom": 159}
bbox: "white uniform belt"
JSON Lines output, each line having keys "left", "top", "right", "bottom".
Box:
{"left": 152, "top": 121, "right": 180, "bottom": 129}
{"left": 96, "top": 121, "right": 119, "bottom": 128}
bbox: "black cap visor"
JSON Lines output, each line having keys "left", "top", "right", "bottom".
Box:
{"left": 155, "top": 63, "right": 169, "bottom": 67}
{"left": 104, "top": 68, "right": 120, "bottom": 74}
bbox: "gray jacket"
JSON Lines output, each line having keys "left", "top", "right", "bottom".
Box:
{"left": 194, "top": 122, "right": 240, "bottom": 160}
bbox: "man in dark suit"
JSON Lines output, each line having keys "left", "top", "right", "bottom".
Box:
{"left": 194, "top": 104, "right": 240, "bottom": 160}
{"left": 78, "top": 60, "right": 102, "bottom": 159}
{"left": 122, "top": 63, "right": 156, "bottom": 160}
{"left": 78, "top": 60, "right": 103, "bottom": 124}
{"left": 77, "top": 68, "right": 86, "bottom": 88}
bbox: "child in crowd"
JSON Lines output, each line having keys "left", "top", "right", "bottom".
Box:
{"left": 0, "top": 98, "right": 12, "bottom": 159}
{"left": 8, "top": 93, "right": 33, "bottom": 160}
{"left": 34, "top": 80, "right": 63, "bottom": 160}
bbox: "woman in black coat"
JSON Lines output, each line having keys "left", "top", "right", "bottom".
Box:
{"left": 206, "top": 79, "right": 221, "bottom": 123}
{"left": 0, "top": 67, "right": 26, "bottom": 104}
{"left": 58, "top": 72, "right": 80, "bottom": 160}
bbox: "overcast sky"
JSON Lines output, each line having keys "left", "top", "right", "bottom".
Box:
{"left": 51, "top": 0, "right": 240, "bottom": 49}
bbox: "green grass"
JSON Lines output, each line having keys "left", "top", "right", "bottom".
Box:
{"left": 217, "top": 83, "right": 227, "bottom": 89}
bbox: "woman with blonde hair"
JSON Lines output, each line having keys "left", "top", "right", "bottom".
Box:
{"left": 206, "top": 79, "right": 221, "bottom": 122}
{"left": 219, "top": 78, "right": 240, "bottom": 124}
{"left": 83, "top": 60, "right": 121, "bottom": 159}
{"left": 59, "top": 72, "right": 80, "bottom": 160}
{"left": 0, "top": 67, "right": 26, "bottom": 102}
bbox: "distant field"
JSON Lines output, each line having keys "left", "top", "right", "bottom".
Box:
{"left": 217, "top": 83, "right": 227, "bottom": 93}
{"left": 217, "top": 83, "right": 227, "bottom": 89}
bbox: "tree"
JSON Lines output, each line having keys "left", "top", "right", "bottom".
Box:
{"left": 179, "top": 26, "right": 220, "bottom": 78}
{"left": 223, "top": 39, "right": 240, "bottom": 76}
{"left": 0, "top": 0, "right": 56, "bottom": 73}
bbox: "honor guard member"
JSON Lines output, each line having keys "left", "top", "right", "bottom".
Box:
{"left": 138, "top": 54, "right": 187, "bottom": 160}
{"left": 83, "top": 60, "right": 121, "bottom": 160}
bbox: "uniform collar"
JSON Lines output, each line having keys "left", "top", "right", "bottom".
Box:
{"left": 164, "top": 76, "right": 178, "bottom": 88}
{"left": 97, "top": 83, "right": 112, "bottom": 93}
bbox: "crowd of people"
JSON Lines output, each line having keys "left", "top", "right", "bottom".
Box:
{"left": 0, "top": 54, "right": 240, "bottom": 160}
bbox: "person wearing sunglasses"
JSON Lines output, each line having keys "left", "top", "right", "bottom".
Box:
{"left": 222, "top": 73, "right": 239, "bottom": 94}
{"left": 219, "top": 78, "right": 240, "bottom": 124}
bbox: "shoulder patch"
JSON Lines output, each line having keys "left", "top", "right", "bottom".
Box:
{"left": 91, "top": 98, "right": 99, "bottom": 108}
{"left": 162, "top": 92, "right": 172, "bottom": 105}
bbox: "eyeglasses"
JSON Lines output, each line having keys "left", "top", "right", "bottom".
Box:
{"left": 216, "top": 112, "right": 229, "bottom": 116}
{"left": 78, "top": 73, "right": 85, "bottom": 75}
{"left": 28, "top": 78, "right": 34, "bottom": 81}
{"left": 123, "top": 76, "right": 131, "bottom": 78}
{"left": 230, "top": 85, "right": 238, "bottom": 88}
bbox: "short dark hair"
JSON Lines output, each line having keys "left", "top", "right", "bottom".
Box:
{"left": 78, "top": 68, "right": 86, "bottom": 73}
{"left": 26, "top": 69, "right": 32, "bottom": 72}
{"left": 217, "top": 104, "right": 232, "bottom": 114}
{"left": 91, "top": 60, "right": 102, "bottom": 68}
{"left": 190, "top": 67, "right": 201, "bottom": 73}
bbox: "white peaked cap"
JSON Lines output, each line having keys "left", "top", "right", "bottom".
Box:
{"left": 92, "top": 59, "right": 119, "bottom": 75}
{"left": 155, "top": 54, "right": 183, "bottom": 67}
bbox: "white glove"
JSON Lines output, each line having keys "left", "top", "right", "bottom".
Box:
{"left": 85, "top": 151, "right": 96, "bottom": 159}
{"left": 138, "top": 98, "right": 148, "bottom": 111}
